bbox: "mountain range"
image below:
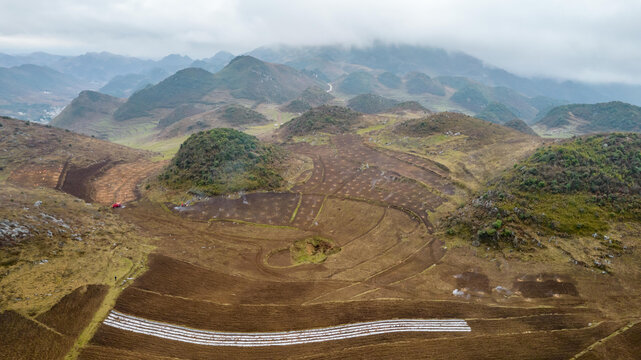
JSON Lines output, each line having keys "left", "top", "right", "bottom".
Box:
{"left": 3, "top": 42, "right": 641, "bottom": 131}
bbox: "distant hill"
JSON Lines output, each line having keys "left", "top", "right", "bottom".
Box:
{"left": 476, "top": 102, "right": 519, "bottom": 124}
{"left": 394, "top": 112, "right": 531, "bottom": 146}
{"left": 158, "top": 104, "right": 269, "bottom": 139}
{"left": 337, "top": 71, "right": 378, "bottom": 94}
{"left": 404, "top": 72, "right": 445, "bottom": 96}
{"left": 299, "top": 86, "right": 334, "bottom": 106}
{"left": 190, "top": 51, "right": 235, "bottom": 73}
{"left": 248, "top": 43, "right": 641, "bottom": 106}
{"left": 347, "top": 94, "right": 398, "bottom": 114}
{"left": 387, "top": 101, "right": 429, "bottom": 114}
{"left": 377, "top": 72, "right": 402, "bottom": 89}
{"left": 280, "top": 105, "right": 361, "bottom": 137}
{"left": 160, "top": 128, "right": 284, "bottom": 195}
{"left": 280, "top": 85, "right": 334, "bottom": 113}
{"left": 210, "top": 55, "right": 321, "bottom": 103}
{"left": 99, "top": 68, "right": 169, "bottom": 98}
{"left": 503, "top": 118, "right": 538, "bottom": 136}
{"left": 0, "top": 64, "right": 86, "bottom": 121}
{"left": 113, "top": 67, "right": 217, "bottom": 121}
{"left": 51, "top": 52, "right": 156, "bottom": 83}
{"left": 114, "top": 56, "right": 320, "bottom": 121}
{"left": 281, "top": 99, "right": 311, "bottom": 113}
{"left": 450, "top": 84, "right": 540, "bottom": 121}
{"left": 0, "top": 64, "right": 84, "bottom": 106}
{"left": 535, "top": 101, "right": 641, "bottom": 135}
{"left": 52, "top": 91, "right": 124, "bottom": 131}
{"left": 157, "top": 104, "right": 208, "bottom": 128}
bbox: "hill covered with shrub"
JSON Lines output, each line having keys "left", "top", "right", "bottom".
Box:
{"left": 536, "top": 101, "right": 641, "bottom": 135}
{"left": 161, "top": 128, "right": 284, "bottom": 195}
{"left": 280, "top": 105, "right": 361, "bottom": 137}
{"left": 347, "top": 93, "right": 398, "bottom": 114}
{"left": 445, "top": 133, "right": 641, "bottom": 259}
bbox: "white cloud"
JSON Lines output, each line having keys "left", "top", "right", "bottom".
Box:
{"left": 0, "top": 0, "right": 640, "bottom": 83}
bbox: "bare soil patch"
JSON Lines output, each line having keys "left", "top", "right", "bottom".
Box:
{"left": 513, "top": 274, "right": 579, "bottom": 298}
{"left": 266, "top": 248, "right": 292, "bottom": 267}
{"left": 61, "top": 160, "right": 112, "bottom": 202}
{"left": 455, "top": 271, "right": 491, "bottom": 294}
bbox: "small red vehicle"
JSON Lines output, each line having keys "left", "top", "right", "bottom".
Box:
{"left": 111, "top": 202, "right": 122, "bottom": 208}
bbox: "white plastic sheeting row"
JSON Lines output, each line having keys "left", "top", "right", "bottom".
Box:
{"left": 103, "top": 310, "right": 471, "bottom": 347}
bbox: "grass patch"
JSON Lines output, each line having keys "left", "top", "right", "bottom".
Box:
{"left": 290, "top": 236, "right": 340, "bottom": 264}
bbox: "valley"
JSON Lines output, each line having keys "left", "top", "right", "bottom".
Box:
{"left": 2, "top": 100, "right": 640, "bottom": 358}
{"left": 2, "top": 30, "right": 641, "bottom": 359}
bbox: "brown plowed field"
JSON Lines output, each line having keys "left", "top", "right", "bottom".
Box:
{"left": 36, "top": 284, "right": 108, "bottom": 336}
{"left": 0, "top": 311, "right": 72, "bottom": 360}
{"left": 130, "top": 254, "right": 350, "bottom": 304}
{"left": 83, "top": 319, "right": 617, "bottom": 360}
{"left": 112, "top": 285, "right": 598, "bottom": 332}
{"left": 576, "top": 322, "right": 641, "bottom": 359}
{"left": 1, "top": 284, "right": 108, "bottom": 360}
{"left": 91, "top": 160, "right": 166, "bottom": 205}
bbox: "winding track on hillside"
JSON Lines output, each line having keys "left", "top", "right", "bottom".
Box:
{"left": 103, "top": 311, "right": 471, "bottom": 347}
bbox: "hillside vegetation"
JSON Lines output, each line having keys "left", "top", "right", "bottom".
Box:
{"left": 377, "top": 72, "right": 401, "bottom": 89}
{"left": 211, "top": 56, "right": 320, "bottom": 103}
{"left": 504, "top": 118, "right": 538, "bottom": 136}
{"left": 476, "top": 102, "right": 518, "bottom": 124}
{"left": 299, "top": 86, "right": 334, "bottom": 106}
{"left": 387, "top": 101, "right": 429, "bottom": 114}
{"left": 161, "top": 128, "right": 284, "bottom": 195}
{"left": 536, "top": 101, "right": 641, "bottom": 135}
{"left": 280, "top": 105, "right": 361, "bottom": 137}
{"left": 394, "top": 112, "right": 521, "bottom": 145}
{"left": 51, "top": 91, "right": 124, "bottom": 130}
{"left": 347, "top": 94, "right": 398, "bottom": 114}
{"left": 449, "top": 83, "right": 541, "bottom": 121}
{"left": 446, "top": 133, "right": 641, "bottom": 259}
{"left": 404, "top": 72, "right": 445, "bottom": 96}
{"left": 114, "top": 56, "right": 320, "bottom": 121}
{"left": 114, "top": 68, "right": 216, "bottom": 120}
{"left": 281, "top": 86, "right": 334, "bottom": 113}
{"left": 159, "top": 104, "right": 269, "bottom": 139}
{"left": 338, "top": 71, "right": 377, "bottom": 94}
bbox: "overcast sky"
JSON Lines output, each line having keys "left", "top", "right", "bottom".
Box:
{"left": 1, "top": 0, "right": 640, "bottom": 84}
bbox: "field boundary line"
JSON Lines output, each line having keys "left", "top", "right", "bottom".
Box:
{"left": 25, "top": 315, "right": 65, "bottom": 337}
{"left": 570, "top": 319, "right": 641, "bottom": 359}
{"left": 289, "top": 192, "right": 303, "bottom": 223}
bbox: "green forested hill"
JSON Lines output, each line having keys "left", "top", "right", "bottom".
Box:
{"left": 536, "top": 101, "right": 641, "bottom": 134}
{"left": 161, "top": 128, "right": 284, "bottom": 194}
